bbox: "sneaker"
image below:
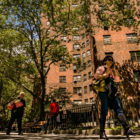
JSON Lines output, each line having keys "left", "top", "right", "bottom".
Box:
{"left": 18, "top": 132, "right": 23, "bottom": 135}
{"left": 126, "top": 129, "right": 136, "bottom": 135}
{"left": 40, "top": 130, "right": 45, "bottom": 135}
{"left": 6, "top": 132, "right": 10, "bottom": 135}
{"left": 51, "top": 133, "right": 57, "bottom": 136}
{"left": 100, "top": 131, "right": 108, "bottom": 139}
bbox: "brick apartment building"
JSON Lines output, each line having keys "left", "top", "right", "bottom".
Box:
{"left": 45, "top": 3, "right": 140, "bottom": 107}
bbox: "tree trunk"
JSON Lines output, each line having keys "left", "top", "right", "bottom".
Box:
{"left": 39, "top": 75, "right": 46, "bottom": 121}
{"left": 40, "top": 96, "right": 45, "bottom": 121}
{"left": 0, "top": 79, "right": 3, "bottom": 105}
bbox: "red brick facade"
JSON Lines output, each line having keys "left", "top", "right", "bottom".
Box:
{"left": 46, "top": 25, "right": 140, "bottom": 105}
{"left": 94, "top": 27, "right": 140, "bottom": 64}
{"left": 44, "top": 5, "right": 140, "bottom": 106}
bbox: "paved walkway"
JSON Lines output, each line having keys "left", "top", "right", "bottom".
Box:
{"left": 0, "top": 133, "right": 140, "bottom": 140}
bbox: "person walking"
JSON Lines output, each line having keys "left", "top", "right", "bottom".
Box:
{"left": 7, "top": 92, "right": 26, "bottom": 135}
{"left": 93, "top": 56, "right": 136, "bottom": 139}
{"left": 49, "top": 99, "right": 59, "bottom": 130}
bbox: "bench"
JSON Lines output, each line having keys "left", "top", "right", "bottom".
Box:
{"left": 32, "top": 121, "right": 46, "bottom": 132}
{"left": 22, "top": 122, "right": 35, "bottom": 132}
{"left": 23, "top": 121, "right": 46, "bottom": 132}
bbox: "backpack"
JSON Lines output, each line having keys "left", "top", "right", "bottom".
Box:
{"left": 105, "top": 77, "right": 118, "bottom": 97}
{"left": 92, "top": 79, "right": 106, "bottom": 93}
{"left": 93, "top": 66, "right": 118, "bottom": 96}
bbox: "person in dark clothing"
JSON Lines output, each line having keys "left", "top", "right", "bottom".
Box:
{"left": 7, "top": 92, "right": 26, "bottom": 135}
{"left": 93, "top": 56, "right": 136, "bottom": 139}
{"left": 56, "top": 105, "right": 63, "bottom": 127}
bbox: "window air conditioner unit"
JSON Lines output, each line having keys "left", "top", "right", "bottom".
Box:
{"left": 78, "top": 93, "right": 82, "bottom": 96}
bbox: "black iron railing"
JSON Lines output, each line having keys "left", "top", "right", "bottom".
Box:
{"left": 47, "top": 103, "right": 99, "bottom": 130}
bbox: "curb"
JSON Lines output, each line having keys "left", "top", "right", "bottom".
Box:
{"left": 46, "top": 128, "right": 125, "bottom": 135}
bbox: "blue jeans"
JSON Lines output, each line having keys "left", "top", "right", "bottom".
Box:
{"left": 98, "top": 92, "right": 130, "bottom": 133}
{"left": 98, "top": 92, "right": 124, "bottom": 120}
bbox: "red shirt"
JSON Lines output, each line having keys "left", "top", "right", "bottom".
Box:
{"left": 49, "top": 102, "right": 59, "bottom": 116}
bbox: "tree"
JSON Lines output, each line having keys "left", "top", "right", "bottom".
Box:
{"left": 48, "top": 87, "right": 72, "bottom": 106}
{"left": 0, "top": 0, "right": 92, "bottom": 120}
{"left": 0, "top": 0, "right": 139, "bottom": 121}
{"left": 90, "top": 0, "right": 139, "bottom": 31}
{"left": 115, "top": 61, "right": 140, "bottom": 123}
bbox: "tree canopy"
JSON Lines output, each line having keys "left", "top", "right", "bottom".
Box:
{"left": 0, "top": 0, "right": 139, "bottom": 121}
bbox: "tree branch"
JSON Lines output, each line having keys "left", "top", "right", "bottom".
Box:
{"left": 45, "top": 60, "right": 56, "bottom": 76}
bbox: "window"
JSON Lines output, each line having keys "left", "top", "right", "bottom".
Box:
{"left": 100, "top": 6, "right": 107, "bottom": 13}
{"left": 61, "top": 36, "right": 67, "bottom": 42}
{"left": 86, "top": 40, "right": 90, "bottom": 46}
{"left": 103, "top": 35, "right": 111, "bottom": 45}
{"left": 59, "top": 88, "right": 66, "bottom": 94}
{"left": 72, "top": 4, "right": 78, "bottom": 7}
{"left": 59, "top": 76, "right": 66, "bottom": 83}
{"left": 82, "top": 42, "right": 85, "bottom": 48}
{"left": 83, "top": 63, "right": 86, "bottom": 70}
{"left": 72, "top": 0, "right": 78, "bottom": 6}
{"left": 82, "top": 52, "right": 86, "bottom": 59}
{"left": 90, "top": 98, "right": 94, "bottom": 103}
{"left": 59, "top": 65, "right": 66, "bottom": 72}
{"left": 73, "top": 44, "right": 80, "bottom": 51}
{"left": 134, "top": 71, "right": 140, "bottom": 82}
{"left": 126, "top": 33, "right": 138, "bottom": 43}
{"left": 86, "top": 32, "right": 89, "bottom": 36}
{"left": 83, "top": 74, "right": 87, "bottom": 81}
{"left": 85, "top": 99, "right": 88, "bottom": 103}
{"left": 105, "top": 52, "right": 113, "bottom": 57}
{"left": 124, "top": 4, "right": 131, "bottom": 9}
{"left": 73, "top": 35, "right": 80, "bottom": 41}
{"left": 88, "top": 72, "right": 93, "bottom": 79}
{"left": 44, "top": 56, "right": 48, "bottom": 62}
{"left": 72, "top": 0, "right": 78, "bottom": 3}
{"left": 73, "top": 54, "right": 80, "bottom": 59}
{"left": 73, "top": 100, "right": 82, "bottom": 104}
{"left": 72, "top": 27, "right": 79, "bottom": 31}
{"left": 73, "top": 75, "right": 81, "bottom": 82}
{"left": 84, "top": 86, "right": 87, "bottom": 93}
{"left": 104, "top": 26, "right": 109, "bottom": 30}
{"left": 62, "top": 45, "right": 66, "bottom": 48}
{"left": 61, "top": 56, "right": 66, "bottom": 61}
{"left": 87, "top": 50, "right": 91, "bottom": 56}
{"left": 124, "top": 17, "right": 134, "bottom": 26}
{"left": 46, "top": 29, "right": 50, "bottom": 34}
{"left": 46, "top": 21, "right": 50, "bottom": 25}
{"left": 73, "top": 64, "right": 77, "bottom": 72}
{"left": 130, "top": 51, "right": 140, "bottom": 62}
{"left": 89, "top": 84, "right": 93, "bottom": 91}
{"left": 73, "top": 87, "right": 82, "bottom": 94}
{"left": 82, "top": 34, "right": 85, "bottom": 39}
{"left": 73, "top": 64, "right": 80, "bottom": 72}
{"left": 87, "top": 60, "right": 91, "bottom": 67}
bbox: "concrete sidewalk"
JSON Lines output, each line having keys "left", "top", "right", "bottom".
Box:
{"left": 0, "top": 133, "right": 140, "bottom": 140}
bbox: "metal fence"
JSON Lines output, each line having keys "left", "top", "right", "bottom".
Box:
{"left": 47, "top": 103, "right": 99, "bottom": 130}
{"left": 22, "top": 101, "right": 140, "bottom": 132}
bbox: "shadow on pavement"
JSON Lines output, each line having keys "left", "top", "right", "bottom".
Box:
{"left": 0, "top": 133, "right": 139, "bottom": 140}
